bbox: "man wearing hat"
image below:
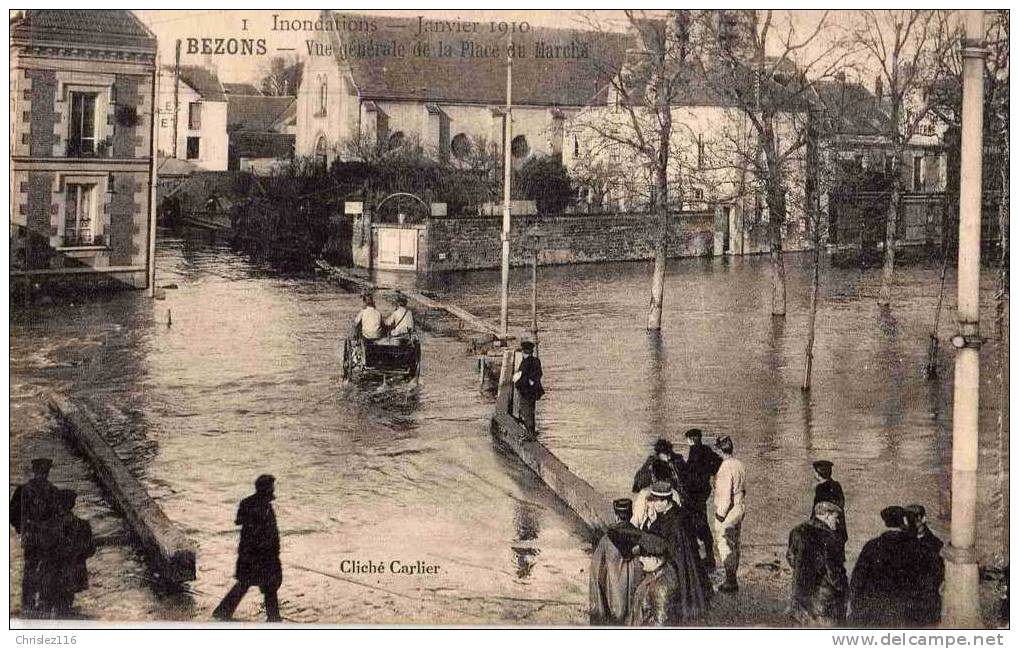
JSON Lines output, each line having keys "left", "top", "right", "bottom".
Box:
{"left": 590, "top": 498, "right": 643, "bottom": 625}
{"left": 10, "top": 457, "right": 60, "bottom": 615}
{"left": 626, "top": 533, "right": 681, "bottom": 626}
{"left": 632, "top": 438, "right": 685, "bottom": 494}
{"left": 513, "top": 341, "right": 543, "bottom": 439}
{"left": 353, "top": 292, "right": 383, "bottom": 342}
{"left": 683, "top": 429, "right": 722, "bottom": 572}
{"left": 786, "top": 501, "right": 848, "bottom": 626}
{"left": 213, "top": 475, "right": 283, "bottom": 622}
{"left": 46, "top": 489, "right": 95, "bottom": 618}
{"left": 645, "top": 481, "right": 712, "bottom": 622}
{"left": 812, "top": 460, "right": 847, "bottom": 559}
{"left": 712, "top": 436, "right": 746, "bottom": 593}
{"left": 848, "top": 506, "right": 924, "bottom": 626}
{"left": 383, "top": 292, "right": 415, "bottom": 340}
{"left": 904, "top": 504, "right": 944, "bottom": 625}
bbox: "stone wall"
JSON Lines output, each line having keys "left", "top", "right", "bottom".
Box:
{"left": 422, "top": 211, "right": 715, "bottom": 272}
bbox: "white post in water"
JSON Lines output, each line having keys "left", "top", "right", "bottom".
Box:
{"left": 942, "top": 9, "right": 986, "bottom": 629}
{"left": 499, "top": 43, "right": 513, "bottom": 338}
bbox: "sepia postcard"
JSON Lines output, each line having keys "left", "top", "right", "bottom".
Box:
{"left": 7, "top": 6, "right": 1011, "bottom": 635}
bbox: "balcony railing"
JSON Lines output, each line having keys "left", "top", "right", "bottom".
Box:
{"left": 61, "top": 233, "right": 106, "bottom": 248}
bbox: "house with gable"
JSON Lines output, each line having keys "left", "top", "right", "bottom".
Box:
{"left": 156, "top": 65, "right": 229, "bottom": 171}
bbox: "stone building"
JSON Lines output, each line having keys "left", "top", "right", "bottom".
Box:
{"left": 156, "top": 65, "right": 229, "bottom": 172}
{"left": 10, "top": 9, "right": 158, "bottom": 289}
{"left": 296, "top": 11, "right": 630, "bottom": 169}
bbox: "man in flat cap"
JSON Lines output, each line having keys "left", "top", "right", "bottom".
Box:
{"left": 626, "top": 533, "right": 681, "bottom": 626}
{"left": 590, "top": 498, "right": 643, "bottom": 625}
{"left": 383, "top": 292, "right": 415, "bottom": 341}
{"left": 683, "top": 429, "right": 722, "bottom": 572}
{"left": 787, "top": 501, "right": 848, "bottom": 626}
{"left": 812, "top": 460, "right": 847, "bottom": 560}
{"left": 645, "top": 481, "right": 712, "bottom": 622}
{"left": 46, "top": 489, "right": 95, "bottom": 618}
{"left": 214, "top": 475, "right": 283, "bottom": 622}
{"left": 712, "top": 436, "right": 746, "bottom": 593}
{"left": 10, "top": 457, "right": 60, "bottom": 616}
{"left": 513, "top": 341, "right": 543, "bottom": 440}
{"left": 904, "top": 504, "right": 944, "bottom": 626}
{"left": 849, "top": 506, "right": 923, "bottom": 626}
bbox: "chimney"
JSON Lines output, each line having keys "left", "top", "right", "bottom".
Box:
{"left": 836, "top": 71, "right": 847, "bottom": 84}
{"left": 875, "top": 75, "right": 883, "bottom": 99}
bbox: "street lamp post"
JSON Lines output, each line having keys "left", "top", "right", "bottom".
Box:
{"left": 942, "top": 9, "right": 986, "bottom": 629}
{"left": 526, "top": 226, "right": 541, "bottom": 346}
{"left": 499, "top": 45, "right": 513, "bottom": 339}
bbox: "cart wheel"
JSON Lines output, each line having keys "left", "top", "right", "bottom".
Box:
{"left": 342, "top": 340, "right": 351, "bottom": 381}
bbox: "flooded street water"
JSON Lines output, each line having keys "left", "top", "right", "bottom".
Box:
{"left": 10, "top": 233, "right": 1007, "bottom": 624}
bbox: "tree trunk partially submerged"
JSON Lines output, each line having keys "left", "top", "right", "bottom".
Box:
{"left": 879, "top": 166, "right": 902, "bottom": 306}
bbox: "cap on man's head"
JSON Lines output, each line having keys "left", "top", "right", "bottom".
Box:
{"left": 684, "top": 428, "right": 703, "bottom": 441}
{"left": 31, "top": 458, "right": 53, "bottom": 473}
{"left": 880, "top": 505, "right": 906, "bottom": 527}
{"left": 613, "top": 498, "right": 634, "bottom": 520}
{"left": 394, "top": 292, "right": 408, "bottom": 306}
{"left": 813, "top": 501, "right": 843, "bottom": 517}
{"left": 649, "top": 481, "right": 673, "bottom": 499}
{"left": 255, "top": 474, "right": 276, "bottom": 490}
{"left": 812, "top": 460, "right": 834, "bottom": 478}
{"left": 520, "top": 341, "right": 535, "bottom": 352}
{"left": 715, "top": 435, "right": 734, "bottom": 454}
{"left": 635, "top": 533, "right": 669, "bottom": 558}
{"left": 904, "top": 504, "right": 926, "bottom": 518}
{"left": 361, "top": 291, "right": 374, "bottom": 303}
{"left": 653, "top": 438, "right": 674, "bottom": 455}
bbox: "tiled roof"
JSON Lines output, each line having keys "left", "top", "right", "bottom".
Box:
{"left": 814, "top": 80, "right": 893, "bottom": 137}
{"left": 230, "top": 132, "right": 296, "bottom": 159}
{"left": 227, "top": 95, "right": 296, "bottom": 132}
{"left": 223, "top": 82, "right": 263, "bottom": 96}
{"left": 178, "top": 65, "right": 227, "bottom": 102}
{"left": 328, "top": 12, "right": 631, "bottom": 106}
{"left": 157, "top": 156, "right": 198, "bottom": 176}
{"left": 11, "top": 10, "right": 156, "bottom": 51}
{"left": 271, "top": 100, "right": 297, "bottom": 130}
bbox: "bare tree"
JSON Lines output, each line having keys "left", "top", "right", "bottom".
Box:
{"left": 259, "top": 55, "right": 303, "bottom": 96}
{"left": 574, "top": 10, "right": 699, "bottom": 331}
{"left": 699, "top": 10, "right": 853, "bottom": 317}
{"left": 851, "top": 10, "right": 955, "bottom": 305}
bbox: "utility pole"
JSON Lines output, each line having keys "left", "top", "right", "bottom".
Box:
{"left": 499, "top": 41, "right": 513, "bottom": 339}
{"left": 942, "top": 9, "right": 986, "bottom": 629}
{"left": 147, "top": 53, "right": 161, "bottom": 297}
{"left": 172, "top": 39, "right": 181, "bottom": 158}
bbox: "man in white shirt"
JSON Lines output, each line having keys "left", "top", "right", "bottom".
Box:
{"left": 384, "top": 293, "right": 415, "bottom": 339}
{"left": 712, "top": 435, "right": 746, "bottom": 593}
{"left": 353, "top": 292, "right": 383, "bottom": 341}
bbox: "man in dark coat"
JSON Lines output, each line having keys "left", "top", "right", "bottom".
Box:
{"left": 787, "top": 501, "right": 848, "bottom": 626}
{"left": 213, "top": 475, "right": 283, "bottom": 622}
{"left": 904, "top": 504, "right": 944, "bottom": 626}
{"left": 848, "top": 506, "right": 924, "bottom": 627}
{"left": 10, "top": 458, "right": 60, "bottom": 616}
{"left": 513, "top": 341, "right": 543, "bottom": 439}
{"left": 590, "top": 498, "right": 644, "bottom": 625}
{"left": 683, "top": 429, "right": 722, "bottom": 572}
{"left": 626, "top": 534, "right": 680, "bottom": 626}
{"left": 46, "top": 489, "right": 95, "bottom": 618}
{"left": 812, "top": 460, "right": 848, "bottom": 559}
{"left": 645, "top": 481, "right": 712, "bottom": 622}
{"left": 632, "top": 438, "right": 686, "bottom": 493}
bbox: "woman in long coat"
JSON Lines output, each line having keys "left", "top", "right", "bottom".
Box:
{"left": 644, "top": 482, "right": 712, "bottom": 622}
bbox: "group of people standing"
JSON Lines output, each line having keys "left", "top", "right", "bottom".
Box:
{"left": 9, "top": 458, "right": 96, "bottom": 618}
{"left": 590, "top": 440, "right": 946, "bottom": 628}
{"left": 590, "top": 429, "right": 745, "bottom": 626}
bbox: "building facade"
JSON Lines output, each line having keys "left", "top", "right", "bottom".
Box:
{"left": 156, "top": 65, "right": 229, "bottom": 171}
{"left": 10, "top": 9, "right": 158, "bottom": 289}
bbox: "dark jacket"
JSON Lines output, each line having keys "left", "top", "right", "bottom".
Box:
{"left": 53, "top": 513, "right": 95, "bottom": 594}
{"left": 10, "top": 478, "right": 60, "bottom": 550}
{"left": 234, "top": 493, "right": 282, "bottom": 587}
{"left": 627, "top": 562, "right": 681, "bottom": 626}
{"left": 910, "top": 531, "right": 945, "bottom": 626}
{"left": 632, "top": 455, "right": 686, "bottom": 494}
{"left": 647, "top": 505, "right": 711, "bottom": 622}
{"left": 515, "top": 355, "right": 544, "bottom": 401}
{"left": 787, "top": 518, "right": 848, "bottom": 626}
{"left": 684, "top": 445, "right": 722, "bottom": 504}
{"left": 590, "top": 522, "right": 643, "bottom": 625}
{"left": 848, "top": 530, "right": 923, "bottom": 626}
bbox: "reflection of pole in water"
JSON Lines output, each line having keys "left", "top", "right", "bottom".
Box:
{"left": 512, "top": 501, "right": 540, "bottom": 580}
